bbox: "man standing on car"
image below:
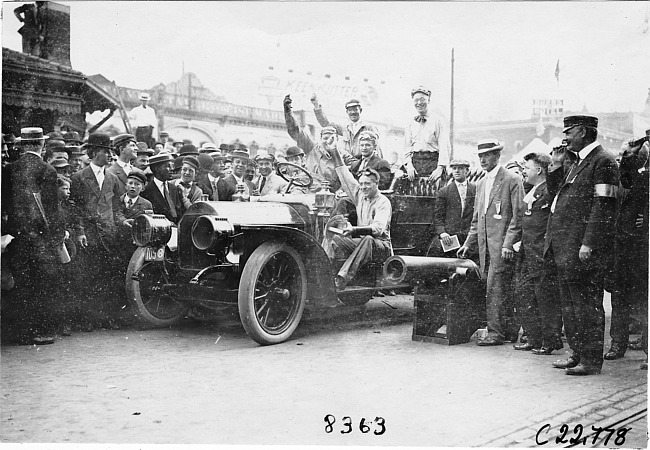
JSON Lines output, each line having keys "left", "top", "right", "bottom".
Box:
{"left": 324, "top": 147, "right": 392, "bottom": 291}
{"left": 458, "top": 139, "right": 524, "bottom": 346}
{"left": 311, "top": 95, "right": 382, "bottom": 159}
{"left": 283, "top": 94, "right": 354, "bottom": 192}
{"left": 403, "top": 86, "right": 451, "bottom": 184}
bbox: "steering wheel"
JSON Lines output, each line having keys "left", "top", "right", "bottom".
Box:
{"left": 276, "top": 162, "right": 313, "bottom": 193}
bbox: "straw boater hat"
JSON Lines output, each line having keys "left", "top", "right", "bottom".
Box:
{"left": 148, "top": 152, "right": 174, "bottom": 166}
{"left": 200, "top": 143, "right": 218, "bottom": 153}
{"left": 15, "top": 127, "right": 49, "bottom": 143}
{"left": 476, "top": 139, "right": 504, "bottom": 154}
{"left": 139, "top": 92, "right": 151, "bottom": 101}
{"left": 230, "top": 148, "right": 250, "bottom": 160}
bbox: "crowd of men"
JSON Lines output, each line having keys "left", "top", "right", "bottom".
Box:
{"left": 1, "top": 86, "right": 648, "bottom": 377}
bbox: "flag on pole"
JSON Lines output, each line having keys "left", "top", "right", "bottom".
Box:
{"left": 554, "top": 59, "right": 560, "bottom": 84}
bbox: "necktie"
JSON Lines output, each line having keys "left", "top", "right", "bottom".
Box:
{"left": 96, "top": 168, "right": 104, "bottom": 190}
{"left": 415, "top": 115, "right": 427, "bottom": 123}
{"left": 458, "top": 183, "right": 466, "bottom": 213}
{"left": 127, "top": 198, "right": 133, "bottom": 208}
{"left": 163, "top": 182, "right": 177, "bottom": 218}
{"left": 180, "top": 181, "right": 192, "bottom": 189}
{"left": 259, "top": 177, "right": 266, "bottom": 192}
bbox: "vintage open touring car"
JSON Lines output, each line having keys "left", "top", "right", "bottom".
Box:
{"left": 125, "top": 162, "right": 485, "bottom": 345}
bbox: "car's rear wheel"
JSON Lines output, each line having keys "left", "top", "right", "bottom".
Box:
{"left": 238, "top": 241, "right": 307, "bottom": 345}
{"left": 126, "top": 247, "right": 188, "bottom": 327}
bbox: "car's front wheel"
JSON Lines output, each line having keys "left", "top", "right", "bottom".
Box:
{"left": 126, "top": 247, "right": 188, "bottom": 327}
{"left": 238, "top": 241, "right": 307, "bottom": 345}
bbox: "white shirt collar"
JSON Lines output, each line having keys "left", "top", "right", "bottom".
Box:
{"left": 578, "top": 141, "right": 600, "bottom": 160}
{"left": 233, "top": 174, "right": 243, "bottom": 183}
{"left": 117, "top": 159, "right": 130, "bottom": 169}
{"left": 455, "top": 179, "right": 467, "bottom": 188}
{"left": 125, "top": 195, "right": 139, "bottom": 204}
{"left": 25, "top": 150, "right": 43, "bottom": 159}
{"left": 208, "top": 174, "right": 216, "bottom": 182}
{"left": 153, "top": 177, "right": 166, "bottom": 192}
{"left": 486, "top": 164, "right": 501, "bottom": 179}
{"left": 90, "top": 162, "right": 104, "bottom": 174}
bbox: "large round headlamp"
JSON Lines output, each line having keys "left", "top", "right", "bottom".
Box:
{"left": 191, "top": 215, "right": 234, "bottom": 251}
{"left": 132, "top": 214, "right": 173, "bottom": 247}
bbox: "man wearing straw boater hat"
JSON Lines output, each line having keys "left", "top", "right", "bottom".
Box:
{"left": 458, "top": 139, "right": 525, "bottom": 347}
{"left": 2, "top": 127, "right": 64, "bottom": 344}
{"left": 221, "top": 148, "right": 256, "bottom": 200}
{"left": 141, "top": 152, "right": 185, "bottom": 222}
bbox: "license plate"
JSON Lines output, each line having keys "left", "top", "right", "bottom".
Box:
{"left": 144, "top": 247, "right": 165, "bottom": 261}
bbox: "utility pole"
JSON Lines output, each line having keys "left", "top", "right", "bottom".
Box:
{"left": 450, "top": 47, "right": 455, "bottom": 159}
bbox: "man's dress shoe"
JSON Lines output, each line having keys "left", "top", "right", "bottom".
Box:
{"left": 604, "top": 343, "right": 626, "bottom": 360}
{"left": 565, "top": 363, "right": 602, "bottom": 376}
{"left": 552, "top": 355, "right": 580, "bottom": 369}
{"left": 532, "top": 341, "right": 564, "bottom": 355}
{"left": 513, "top": 343, "right": 535, "bottom": 351}
{"left": 477, "top": 336, "right": 504, "bottom": 346}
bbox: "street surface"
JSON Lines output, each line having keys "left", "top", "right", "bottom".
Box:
{"left": 1, "top": 293, "right": 647, "bottom": 448}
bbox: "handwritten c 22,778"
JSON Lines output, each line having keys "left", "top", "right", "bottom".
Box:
{"left": 535, "top": 423, "right": 630, "bottom": 446}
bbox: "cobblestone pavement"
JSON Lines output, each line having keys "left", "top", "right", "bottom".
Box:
{"left": 1, "top": 294, "right": 647, "bottom": 448}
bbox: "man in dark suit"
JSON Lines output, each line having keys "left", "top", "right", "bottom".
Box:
{"left": 106, "top": 133, "right": 137, "bottom": 196}
{"left": 513, "top": 152, "right": 563, "bottom": 354}
{"left": 69, "top": 132, "right": 123, "bottom": 329}
{"left": 196, "top": 152, "right": 229, "bottom": 201}
{"left": 221, "top": 149, "right": 256, "bottom": 200}
{"left": 430, "top": 158, "right": 475, "bottom": 257}
{"left": 141, "top": 152, "right": 185, "bottom": 222}
{"left": 545, "top": 115, "right": 619, "bottom": 375}
{"left": 604, "top": 136, "right": 648, "bottom": 364}
{"left": 349, "top": 131, "right": 392, "bottom": 190}
{"left": 458, "top": 139, "right": 524, "bottom": 346}
{"left": 2, "top": 127, "right": 64, "bottom": 344}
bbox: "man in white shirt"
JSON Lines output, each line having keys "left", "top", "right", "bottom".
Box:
{"left": 458, "top": 139, "right": 524, "bottom": 346}
{"left": 107, "top": 133, "right": 137, "bottom": 195}
{"left": 130, "top": 93, "right": 158, "bottom": 148}
{"left": 403, "top": 86, "right": 451, "bottom": 184}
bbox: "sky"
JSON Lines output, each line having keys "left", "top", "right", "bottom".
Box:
{"left": 2, "top": 1, "right": 650, "bottom": 127}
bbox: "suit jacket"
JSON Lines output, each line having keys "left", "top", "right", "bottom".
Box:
{"left": 106, "top": 161, "right": 129, "bottom": 196}
{"left": 464, "top": 166, "right": 524, "bottom": 276}
{"left": 350, "top": 154, "right": 392, "bottom": 190}
{"left": 141, "top": 178, "right": 185, "bottom": 223}
{"left": 433, "top": 180, "right": 476, "bottom": 244}
{"left": 114, "top": 194, "right": 153, "bottom": 225}
{"left": 70, "top": 165, "right": 122, "bottom": 251}
{"left": 196, "top": 174, "right": 229, "bottom": 201}
{"left": 545, "top": 145, "right": 619, "bottom": 274}
{"left": 221, "top": 174, "right": 256, "bottom": 201}
{"left": 520, "top": 181, "right": 551, "bottom": 272}
{"left": 2, "top": 152, "right": 63, "bottom": 247}
{"left": 252, "top": 172, "right": 289, "bottom": 196}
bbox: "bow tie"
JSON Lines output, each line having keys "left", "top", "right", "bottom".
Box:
{"left": 180, "top": 181, "right": 192, "bottom": 189}
{"left": 415, "top": 115, "right": 427, "bottom": 123}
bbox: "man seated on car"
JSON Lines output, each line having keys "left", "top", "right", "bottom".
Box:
{"left": 325, "top": 147, "right": 392, "bottom": 290}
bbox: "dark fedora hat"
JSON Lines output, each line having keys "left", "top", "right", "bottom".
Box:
{"left": 81, "top": 133, "right": 112, "bottom": 150}
{"left": 179, "top": 144, "right": 199, "bottom": 156}
{"left": 62, "top": 131, "right": 84, "bottom": 145}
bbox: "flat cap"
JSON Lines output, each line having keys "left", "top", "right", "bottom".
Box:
{"left": 182, "top": 155, "right": 199, "bottom": 171}
{"left": 411, "top": 86, "right": 431, "bottom": 97}
{"left": 127, "top": 169, "right": 147, "bottom": 185}
{"left": 449, "top": 158, "right": 470, "bottom": 167}
{"left": 113, "top": 133, "right": 136, "bottom": 149}
{"left": 320, "top": 126, "right": 338, "bottom": 136}
{"left": 563, "top": 115, "right": 598, "bottom": 133}
{"left": 345, "top": 99, "right": 361, "bottom": 109}
{"left": 286, "top": 146, "right": 305, "bottom": 157}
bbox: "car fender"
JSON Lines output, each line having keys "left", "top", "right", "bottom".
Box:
{"left": 236, "top": 226, "right": 339, "bottom": 308}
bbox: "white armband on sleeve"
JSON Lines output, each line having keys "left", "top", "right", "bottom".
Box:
{"left": 593, "top": 184, "right": 617, "bottom": 198}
